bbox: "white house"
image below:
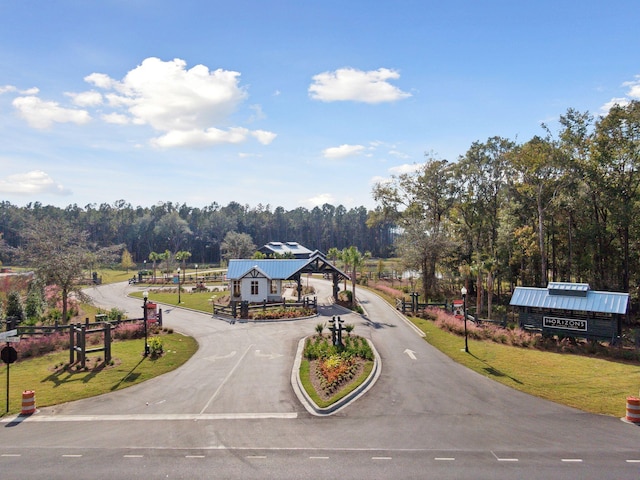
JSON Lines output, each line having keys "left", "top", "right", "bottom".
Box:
{"left": 227, "top": 252, "right": 348, "bottom": 303}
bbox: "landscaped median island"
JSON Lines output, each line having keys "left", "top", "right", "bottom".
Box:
{"left": 294, "top": 322, "right": 380, "bottom": 414}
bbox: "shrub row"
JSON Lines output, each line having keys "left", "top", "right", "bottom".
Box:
{"left": 424, "top": 307, "right": 640, "bottom": 362}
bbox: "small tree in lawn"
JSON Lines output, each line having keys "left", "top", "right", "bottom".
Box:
{"left": 20, "top": 217, "right": 122, "bottom": 323}
{"left": 121, "top": 248, "right": 135, "bottom": 272}
{"left": 25, "top": 280, "right": 45, "bottom": 323}
{"left": 6, "top": 290, "right": 25, "bottom": 323}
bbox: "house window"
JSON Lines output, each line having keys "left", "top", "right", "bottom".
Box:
{"left": 233, "top": 281, "right": 240, "bottom": 297}
{"left": 251, "top": 280, "right": 259, "bottom": 295}
{"left": 270, "top": 280, "right": 278, "bottom": 295}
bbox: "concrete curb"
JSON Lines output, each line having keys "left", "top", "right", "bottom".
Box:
{"left": 291, "top": 336, "right": 381, "bottom": 416}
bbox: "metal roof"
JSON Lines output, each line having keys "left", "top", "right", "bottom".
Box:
{"left": 510, "top": 285, "right": 629, "bottom": 315}
{"left": 227, "top": 253, "right": 349, "bottom": 281}
{"left": 227, "top": 259, "right": 309, "bottom": 280}
{"left": 259, "top": 242, "right": 313, "bottom": 257}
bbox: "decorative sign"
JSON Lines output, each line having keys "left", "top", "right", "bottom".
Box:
{"left": 543, "top": 316, "right": 587, "bottom": 332}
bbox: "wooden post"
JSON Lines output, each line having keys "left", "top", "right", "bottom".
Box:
{"left": 104, "top": 323, "right": 111, "bottom": 364}
{"left": 69, "top": 323, "right": 75, "bottom": 364}
{"left": 80, "top": 325, "right": 86, "bottom": 369}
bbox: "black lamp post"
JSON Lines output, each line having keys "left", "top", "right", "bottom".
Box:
{"left": 177, "top": 268, "right": 182, "bottom": 304}
{"left": 142, "top": 290, "right": 149, "bottom": 356}
{"left": 461, "top": 286, "right": 468, "bottom": 353}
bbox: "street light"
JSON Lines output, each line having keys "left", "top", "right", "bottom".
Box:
{"left": 142, "top": 290, "right": 149, "bottom": 357}
{"left": 195, "top": 264, "right": 198, "bottom": 284}
{"left": 177, "top": 268, "right": 182, "bottom": 304}
{"left": 461, "top": 286, "right": 468, "bottom": 353}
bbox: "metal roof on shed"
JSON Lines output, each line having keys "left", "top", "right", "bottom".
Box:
{"left": 510, "top": 285, "right": 629, "bottom": 315}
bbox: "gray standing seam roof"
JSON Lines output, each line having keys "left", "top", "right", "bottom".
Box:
{"left": 510, "top": 286, "right": 629, "bottom": 315}
{"left": 227, "top": 259, "right": 309, "bottom": 280}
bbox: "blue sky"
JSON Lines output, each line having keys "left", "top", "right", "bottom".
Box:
{"left": 1, "top": 0, "right": 639, "bottom": 211}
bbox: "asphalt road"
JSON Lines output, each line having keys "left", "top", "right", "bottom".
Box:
{"left": 1, "top": 279, "right": 639, "bottom": 479}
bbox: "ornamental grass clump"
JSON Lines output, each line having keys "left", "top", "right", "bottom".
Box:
{"left": 427, "top": 307, "right": 537, "bottom": 348}
{"left": 16, "top": 332, "right": 69, "bottom": 360}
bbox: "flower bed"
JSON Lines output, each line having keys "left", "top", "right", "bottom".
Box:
{"left": 303, "top": 334, "right": 373, "bottom": 399}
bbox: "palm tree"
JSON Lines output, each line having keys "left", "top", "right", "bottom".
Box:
{"left": 148, "top": 251, "right": 161, "bottom": 282}
{"left": 343, "top": 246, "right": 367, "bottom": 308}
{"left": 175, "top": 250, "right": 192, "bottom": 281}
{"left": 484, "top": 257, "right": 498, "bottom": 320}
{"left": 327, "top": 247, "right": 340, "bottom": 266}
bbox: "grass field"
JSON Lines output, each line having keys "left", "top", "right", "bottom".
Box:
{"left": 129, "top": 289, "right": 228, "bottom": 314}
{"left": 410, "top": 316, "right": 640, "bottom": 417}
{"left": 0, "top": 333, "right": 198, "bottom": 416}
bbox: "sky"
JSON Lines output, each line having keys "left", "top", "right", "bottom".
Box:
{"left": 1, "top": 0, "right": 639, "bottom": 212}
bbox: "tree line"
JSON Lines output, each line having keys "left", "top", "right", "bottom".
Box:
{"left": 371, "top": 102, "right": 640, "bottom": 315}
{"left": 0, "top": 200, "right": 395, "bottom": 266}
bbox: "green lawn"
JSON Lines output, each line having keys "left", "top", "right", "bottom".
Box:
{"left": 0, "top": 333, "right": 198, "bottom": 416}
{"left": 129, "top": 289, "right": 228, "bottom": 314}
{"left": 411, "top": 316, "right": 640, "bottom": 417}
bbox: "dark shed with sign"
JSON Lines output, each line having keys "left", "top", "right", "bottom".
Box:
{"left": 509, "top": 282, "right": 629, "bottom": 341}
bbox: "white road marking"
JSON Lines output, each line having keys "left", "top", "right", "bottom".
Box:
{"left": 1, "top": 454, "right": 21, "bottom": 457}
{"left": 434, "top": 457, "right": 455, "bottom": 461}
{"left": 403, "top": 349, "right": 417, "bottom": 360}
{"left": 561, "top": 458, "right": 583, "bottom": 463}
{"left": 200, "top": 344, "right": 254, "bottom": 414}
{"left": 491, "top": 451, "right": 518, "bottom": 462}
{"left": 123, "top": 455, "right": 143, "bottom": 458}
{"left": 62, "top": 454, "right": 82, "bottom": 458}
{"left": 255, "top": 350, "right": 283, "bottom": 360}
{"left": 0, "top": 412, "right": 297, "bottom": 422}
{"left": 372, "top": 456, "right": 392, "bottom": 460}
{"left": 205, "top": 351, "right": 237, "bottom": 362}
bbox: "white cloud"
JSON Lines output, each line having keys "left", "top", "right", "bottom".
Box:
{"left": 623, "top": 76, "right": 640, "bottom": 98}
{"left": 85, "top": 72, "right": 118, "bottom": 90}
{"left": 600, "top": 97, "right": 630, "bottom": 114}
{"left": 86, "top": 57, "right": 276, "bottom": 148}
{"left": 0, "top": 85, "right": 17, "bottom": 94}
{"left": 248, "top": 104, "right": 266, "bottom": 122}
{"left": 309, "top": 67, "right": 411, "bottom": 103}
{"left": 20, "top": 87, "right": 40, "bottom": 95}
{"left": 389, "top": 162, "right": 424, "bottom": 175}
{"left": 305, "top": 193, "right": 335, "bottom": 207}
{"left": 66, "top": 90, "right": 103, "bottom": 107}
{"left": 388, "top": 149, "right": 410, "bottom": 159}
{"left": 601, "top": 76, "right": 640, "bottom": 113}
{"left": 251, "top": 129, "right": 277, "bottom": 145}
{"left": 12, "top": 96, "right": 91, "bottom": 129}
{"left": 101, "top": 112, "right": 130, "bottom": 124}
{"left": 323, "top": 144, "right": 366, "bottom": 159}
{"left": 0, "top": 170, "right": 71, "bottom": 195}
{"left": 150, "top": 126, "right": 250, "bottom": 148}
